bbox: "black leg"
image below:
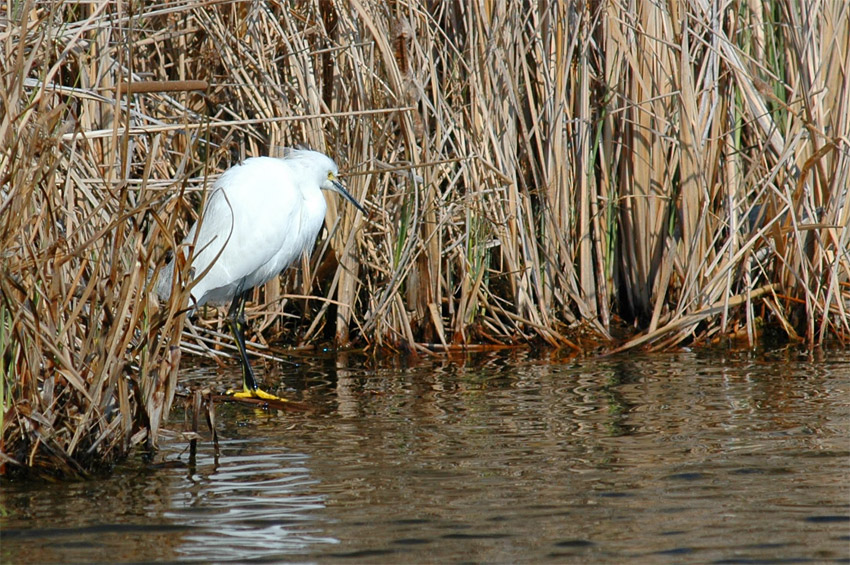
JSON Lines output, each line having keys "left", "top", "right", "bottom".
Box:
{"left": 227, "top": 288, "right": 258, "bottom": 394}
{"left": 225, "top": 289, "right": 285, "bottom": 402}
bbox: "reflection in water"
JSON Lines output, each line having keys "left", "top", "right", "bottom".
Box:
{"left": 1, "top": 350, "right": 848, "bottom": 563}
{"left": 165, "top": 442, "right": 336, "bottom": 561}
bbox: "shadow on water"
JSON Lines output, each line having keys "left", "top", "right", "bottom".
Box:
{"left": 2, "top": 349, "right": 849, "bottom": 563}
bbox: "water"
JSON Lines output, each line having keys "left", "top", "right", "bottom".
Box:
{"left": 2, "top": 349, "right": 849, "bottom": 563}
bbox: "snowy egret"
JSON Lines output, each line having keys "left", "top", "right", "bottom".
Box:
{"left": 156, "top": 149, "right": 364, "bottom": 401}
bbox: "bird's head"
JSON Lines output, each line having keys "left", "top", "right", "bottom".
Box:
{"left": 286, "top": 148, "right": 365, "bottom": 214}
{"left": 322, "top": 168, "right": 366, "bottom": 215}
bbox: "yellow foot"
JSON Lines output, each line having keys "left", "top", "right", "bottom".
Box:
{"left": 227, "top": 387, "right": 289, "bottom": 402}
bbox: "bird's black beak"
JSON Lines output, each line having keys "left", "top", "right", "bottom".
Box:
{"left": 332, "top": 179, "right": 366, "bottom": 214}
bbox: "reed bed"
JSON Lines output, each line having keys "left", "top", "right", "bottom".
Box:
{"left": 1, "top": 0, "right": 848, "bottom": 476}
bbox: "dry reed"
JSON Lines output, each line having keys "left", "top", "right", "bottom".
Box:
{"left": 1, "top": 0, "right": 848, "bottom": 476}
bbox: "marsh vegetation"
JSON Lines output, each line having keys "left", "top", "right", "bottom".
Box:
{"left": 1, "top": 0, "right": 847, "bottom": 476}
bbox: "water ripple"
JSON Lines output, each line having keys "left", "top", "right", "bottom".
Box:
{"left": 1, "top": 350, "right": 848, "bottom": 564}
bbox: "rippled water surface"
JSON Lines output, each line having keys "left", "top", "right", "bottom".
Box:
{"left": 2, "top": 349, "right": 849, "bottom": 563}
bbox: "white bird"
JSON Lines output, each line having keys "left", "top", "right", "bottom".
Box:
{"left": 156, "top": 149, "right": 364, "bottom": 401}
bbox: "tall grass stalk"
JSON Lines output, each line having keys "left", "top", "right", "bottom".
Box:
{"left": 1, "top": 0, "right": 848, "bottom": 476}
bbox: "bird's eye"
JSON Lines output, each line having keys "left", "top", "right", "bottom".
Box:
{"left": 327, "top": 172, "right": 334, "bottom": 180}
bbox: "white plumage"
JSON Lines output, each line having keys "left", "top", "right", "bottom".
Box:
{"left": 157, "top": 149, "right": 364, "bottom": 400}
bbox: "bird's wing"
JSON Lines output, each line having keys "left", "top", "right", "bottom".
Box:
{"left": 187, "top": 159, "right": 306, "bottom": 303}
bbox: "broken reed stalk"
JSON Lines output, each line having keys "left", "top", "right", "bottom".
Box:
{"left": 1, "top": 0, "right": 848, "bottom": 477}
